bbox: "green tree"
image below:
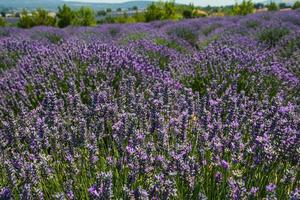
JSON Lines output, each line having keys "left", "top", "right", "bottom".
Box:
{"left": 97, "top": 10, "right": 107, "bottom": 16}
{"left": 292, "top": 1, "right": 300, "bottom": 9}
{"left": 106, "top": 8, "right": 112, "bottom": 12}
{"left": 57, "top": 4, "right": 74, "bottom": 28}
{"left": 18, "top": 10, "right": 35, "bottom": 28}
{"left": 267, "top": 2, "right": 279, "bottom": 11}
{"left": 144, "top": 3, "right": 164, "bottom": 22}
{"left": 117, "top": 8, "right": 122, "bottom": 12}
{"left": 144, "top": 1, "right": 178, "bottom": 22}
{"left": 72, "top": 7, "right": 96, "bottom": 26}
{"left": 132, "top": 11, "right": 145, "bottom": 22}
{"left": 0, "top": 11, "right": 5, "bottom": 18}
{"left": 232, "top": 0, "right": 254, "bottom": 16}
{"left": 254, "top": 3, "right": 264, "bottom": 9}
{"left": 182, "top": 9, "right": 193, "bottom": 18}
{"left": 32, "top": 8, "right": 56, "bottom": 26}
{"left": 162, "top": 1, "right": 177, "bottom": 20}
{"left": 279, "top": 3, "right": 287, "bottom": 9}
{"left": 0, "top": 17, "right": 5, "bottom": 27}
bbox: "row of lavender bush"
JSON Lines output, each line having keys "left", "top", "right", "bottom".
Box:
{"left": 0, "top": 10, "right": 300, "bottom": 199}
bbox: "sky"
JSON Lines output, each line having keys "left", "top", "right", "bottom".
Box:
{"left": 63, "top": 0, "right": 241, "bottom": 7}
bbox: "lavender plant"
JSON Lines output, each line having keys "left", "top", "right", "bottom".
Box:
{"left": 0, "top": 9, "right": 299, "bottom": 200}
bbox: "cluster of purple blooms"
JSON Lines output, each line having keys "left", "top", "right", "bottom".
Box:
{"left": 0, "top": 10, "right": 300, "bottom": 199}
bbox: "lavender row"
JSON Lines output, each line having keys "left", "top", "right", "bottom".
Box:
{"left": 0, "top": 10, "right": 300, "bottom": 199}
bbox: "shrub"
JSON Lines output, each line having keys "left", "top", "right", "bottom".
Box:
{"left": 267, "top": 2, "right": 279, "bottom": 11}
{"left": 18, "top": 10, "right": 35, "bottom": 28}
{"left": 0, "top": 17, "right": 5, "bottom": 27}
{"left": 292, "top": 1, "right": 300, "bottom": 10}
{"left": 32, "top": 8, "right": 56, "bottom": 26}
{"left": 72, "top": 7, "right": 96, "bottom": 26}
{"left": 182, "top": 10, "right": 192, "bottom": 18}
{"left": 232, "top": 0, "right": 254, "bottom": 16}
{"left": 120, "top": 32, "right": 145, "bottom": 45}
{"left": 168, "top": 27, "right": 198, "bottom": 46}
{"left": 244, "top": 19, "right": 260, "bottom": 29}
{"left": 42, "top": 32, "right": 62, "bottom": 44}
{"left": 279, "top": 3, "right": 288, "bottom": 9}
{"left": 162, "top": 1, "right": 177, "bottom": 20}
{"left": 97, "top": 10, "right": 107, "bottom": 16}
{"left": 259, "top": 27, "right": 289, "bottom": 47}
{"left": 18, "top": 8, "right": 56, "bottom": 28}
{"left": 144, "top": 3, "right": 164, "bottom": 22}
{"left": 279, "top": 36, "right": 300, "bottom": 58}
{"left": 132, "top": 12, "right": 145, "bottom": 22}
{"left": 57, "top": 4, "right": 74, "bottom": 28}
{"left": 154, "top": 38, "right": 186, "bottom": 53}
{"left": 144, "top": 1, "right": 177, "bottom": 22}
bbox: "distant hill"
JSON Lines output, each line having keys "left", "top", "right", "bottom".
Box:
{"left": 262, "top": 0, "right": 296, "bottom": 5}
{"left": 0, "top": 0, "right": 154, "bottom": 11}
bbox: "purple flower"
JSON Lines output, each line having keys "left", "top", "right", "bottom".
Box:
{"left": 88, "top": 186, "right": 100, "bottom": 198}
{"left": 249, "top": 187, "right": 258, "bottom": 195}
{"left": 266, "top": 184, "right": 276, "bottom": 192}
{"left": 220, "top": 160, "right": 229, "bottom": 170}
{"left": 215, "top": 172, "right": 222, "bottom": 183}
{"left": 0, "top": 187, "right": 11, "bottom": 199}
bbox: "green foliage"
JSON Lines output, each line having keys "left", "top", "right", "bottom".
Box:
{"left": 144, "top": 3, "right": 164, "bottom": 22}
{"left": 72, "top": 7, "right": 96, "bottom": 26}
{"left": 154, "top": 37, "right": 186, "bottom": 53}
{"left": 98, "top": 16, "right": 116, "bottom": 24}
{"left": 162, "top": 1, "right": 177, "bottom": 20}
{"left": 18, "top": 10, "right": 35, "bottom": 28}
{"left": 97, "top": 10, "right": 107, "bottom": 16}
{"left": 182, "top": 10, "right": 193, "bottom": 18}
{"left": 43, "top": 32, "right": 62, "bottom": 44}
{"left": 279, "top": 36, "right": 300, "bottom": 58}
{"left": 0, "top": 17, "right": 5, "bottom": 27}
{"left": 292, "top": 1, "right": 300, "bottom": 10}
{"left": 32, "top": 8, "right": 56, "bottom": 26}
{"left": 197, "top": 35, "right": 219, "bottom": 50}
{"left": 279, "top": 3, "right": 288, "bottom": 9}
{"left": 0, "top": 51, "right": 21, "bottom": 73}
{"left": 18, "top": 8, "right": 56, "bottom": 28}
{"left": 0, "top": 11, "right": 5, "bottom": 18}
{"left": 144, "top": 1, "right": 178, "bottom": 22}
{"left": 267, "top": 2, "right": 279, "bottom": 11}
{"left": 244, "top": 19, "right": 260, "bottom": 29}
{"left": 120, "top": 32, "right": 146, "bottom": 44}
{"left": 132, "top": 12, "right": 145, "bottom": 22}
{"left": 168, "top": 27, "right": 198, "bottom": 46}
{"left": 259, "top": 27, "right": 289, "bottom": 47}
{"left": 146, "top": 50, "right": 170, "bottom": 70}
{"left": 232, "top": 0, "right": 254, "bottom": 16}
{"left": 57, "top": 4, "right": 74, "bottom": 28}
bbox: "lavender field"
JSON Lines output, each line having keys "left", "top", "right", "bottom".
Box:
{"left": 0, "top": 10, "right": 300, "bottom": 199}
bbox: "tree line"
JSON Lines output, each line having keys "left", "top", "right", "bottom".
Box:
{"left": 0, "top": 1, "right": 300, "bottom": 28}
